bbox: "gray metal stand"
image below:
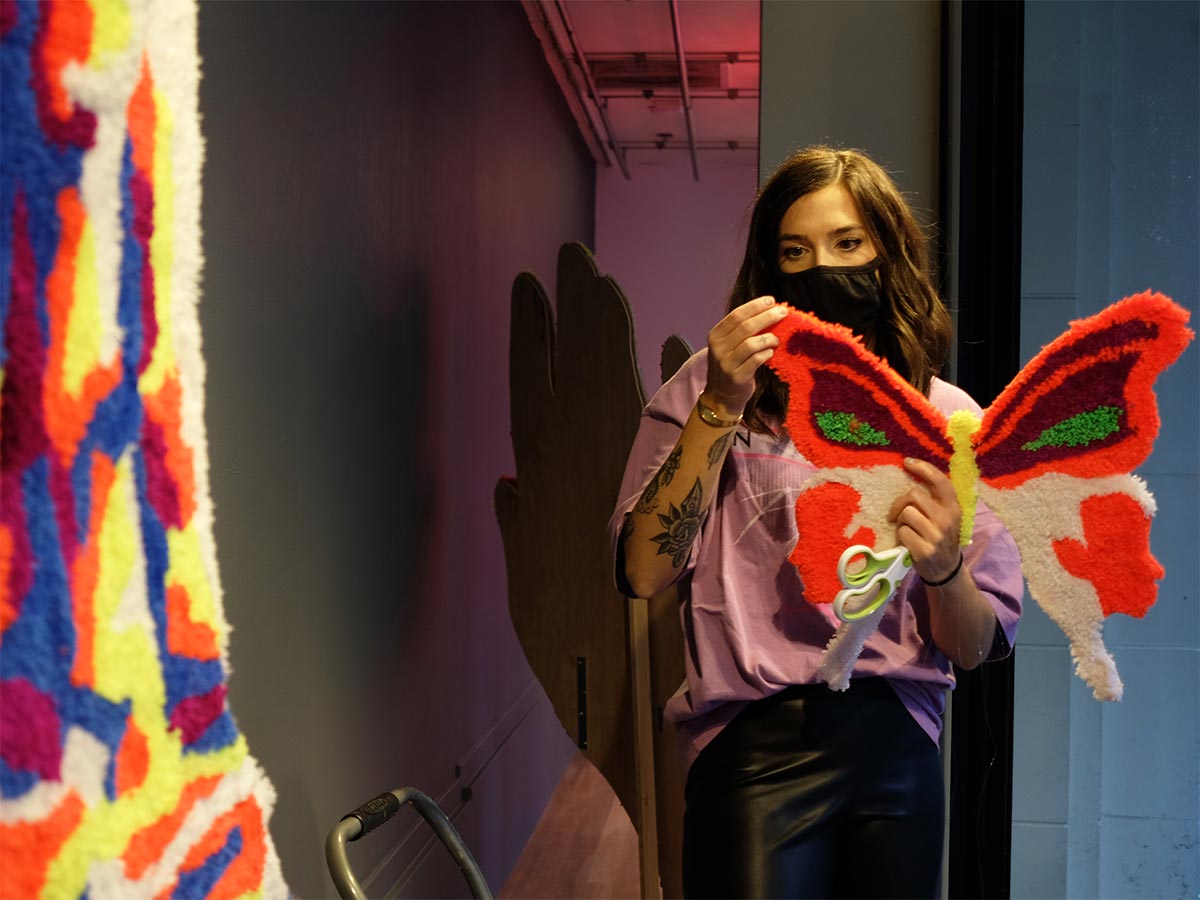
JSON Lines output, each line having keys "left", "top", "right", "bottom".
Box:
{"left": 325, "top": 788, "right": 492, "bottom": 899}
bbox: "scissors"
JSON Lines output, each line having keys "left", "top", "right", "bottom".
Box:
{"left": 833, "top": 544, "right": 913, "bottom": 623}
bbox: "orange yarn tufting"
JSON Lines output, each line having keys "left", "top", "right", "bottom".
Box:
{"left": 0, "top": 792, "right": 86, "bottom": 899}
{"left": 166, "top": 584, "right": 220, "bottom": 661}
{"left": 792, "top": 482, "right": 875, "bottom": 605}
{"left": 1053, "top": 493, "right": 1164, "bottom": 619}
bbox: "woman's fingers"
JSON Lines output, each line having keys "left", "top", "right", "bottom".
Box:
{"left": 890, "top": 488, "right": 953, "bottom": 539}
{"left": 713, "top": 305, "right": 786, "bottom": 366}
{"left": 894, "top": 502, "right": 941, "bottom": 547}
{"left": 891, "top": 474, "right": 964, "bottom": 582}
{"left": 705, "top": 298, "right": 789, "bottom": 411}
{"left": 711, "top": 302, "right": 788, "bottom": 353}
{"left": 731, "top": 346, "right": 777, "bottom": 381}
{"left": 896, "top": 514, "right": 961, "bottom": 582}
{"left": 726, "top": 330, "right": 780, "bottom": 368}
{"left": 888, "top": 459, "right": 961, "bottom": 537}
{"left": 888, "top": 459, "right": 964, "bottom": 579}
{"left": 887, "top": 482, "right": 933, "bottom": 523}
{"left": 902, "top": 457, "right": 958, "bottom": 506}
{"left": 710, "top": 296, "right": 781, "bottom": 340}
{"left": 895, "top": 522, "right": 935, "bottom": 560}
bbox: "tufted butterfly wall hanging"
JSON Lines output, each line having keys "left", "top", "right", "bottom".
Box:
{"left": 765, "top": 292, "right": 1192, "bottom": 701}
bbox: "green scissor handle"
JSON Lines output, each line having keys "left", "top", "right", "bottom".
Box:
{"left": 833, "top": 545, "right": 913, "bottom": 623}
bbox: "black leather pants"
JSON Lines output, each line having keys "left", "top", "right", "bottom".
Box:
{"left": 682, "top": 677, "right": 944, "bottom": 899}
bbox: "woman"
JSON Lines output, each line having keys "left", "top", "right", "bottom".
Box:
{"left": 608, "top": 146, "right": 1023, "bottom": 899}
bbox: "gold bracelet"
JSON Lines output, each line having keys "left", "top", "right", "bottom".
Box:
{"left": 696, "top": 396, "right": 742, "bottom": 429}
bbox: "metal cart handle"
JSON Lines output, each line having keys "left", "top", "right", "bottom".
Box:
{"left": 325, "top": 788, "right": 492, "bottom": 899}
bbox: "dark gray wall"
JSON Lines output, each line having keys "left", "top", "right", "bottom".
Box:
{"left": 1012, "top": 3, "right": 1199, "bottom": 897}
{"left": 759, "top": 0, "right": 941, "bottom": 217}
{"left": 198, "top": 3, "right": 592, "bottom": 895}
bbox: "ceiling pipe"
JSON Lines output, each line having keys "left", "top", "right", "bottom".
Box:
{"left": 668, "top": 0, "right": 700, "bottom": 182}
{"left": 553, "top": 0, "right": 631, "bottom": 180}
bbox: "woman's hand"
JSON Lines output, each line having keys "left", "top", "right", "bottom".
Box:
{"left": 887, "top": 458, "right": 963, "bottom": 584}
{"left": 702, "top": 296, "right": 790, "bottom": 418}
{"left": 890, "top": 457, "right": 999, "bottom": 668}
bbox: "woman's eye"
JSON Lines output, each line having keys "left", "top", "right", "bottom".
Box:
{"left": 837, "top": 238, "right": 863, "bottom": 251}
{"left": 782, "top": 246, "right": 805, "bottom": 260}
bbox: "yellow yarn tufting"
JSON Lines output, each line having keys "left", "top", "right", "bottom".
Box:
{"left": 166, "top": 524, "right": 224, "bottom": 641}
{"left": 64, "top": 217, "right": 103, "bottom": 398}
{"left": 946, "top": 409, "right": 982, "bottom": 546}
{"left": 46, "top": 457, "right": 247, "bottom": 898}
{"left": 48, "top": 456, "right": 162, "bottom": 897}
{"left": 88, "top": 0, "right": 132, "bottom": 66}
{"left": 139, "top": 88, "right": 177, "bottom": 396}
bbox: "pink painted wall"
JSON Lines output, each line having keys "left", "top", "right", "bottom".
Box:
{"left": 594, "top": 159, "right": 759, "bottom": 391}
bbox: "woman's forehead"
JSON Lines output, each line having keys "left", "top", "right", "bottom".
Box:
{"left": 778, "top": 184, "right": 865, "bottom": 238}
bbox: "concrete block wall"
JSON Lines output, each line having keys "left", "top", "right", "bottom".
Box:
{"left": 1012, "top": 3, "right": 1199, "bottom": 897}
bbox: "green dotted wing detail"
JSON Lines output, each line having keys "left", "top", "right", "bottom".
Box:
{"left": 814, "top": 411, "right": 890, "bottom": 447}
{"left": 1021, "top": 406, "right": 1124, "bottom": 451}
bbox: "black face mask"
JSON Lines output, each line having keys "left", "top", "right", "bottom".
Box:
{"left": 773, "top": 258, "right": 884, "bottom": 335}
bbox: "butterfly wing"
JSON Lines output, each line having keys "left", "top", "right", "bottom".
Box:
{"left": 766, "top": 312, "right": 959, "bottom": 691}
{"left": 768, "top": 309, "right": 954, "bottom": 471}
{"left": 767, "top": 310, "right": 953, "bottom": 614}
{"left": 974, "top": 292, "right": 1192, "bottom": 699}
{"left": 980, "top": 474, "right": 1160, "bottom": 701}
{"left": 792, "top": 466, "right": 919, "bottom": 691}
{"left": 974, "top": 292, "right": 1193, "bottom": 488}
{"left": 788, "top": 465, "right": 916, "bottom": 606}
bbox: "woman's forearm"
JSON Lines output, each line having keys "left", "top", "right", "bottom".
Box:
{"left": 622, "top": 297, "right": 786, "bottom": 598}
{"left": 925, "top": 567, "right": 997, "bottom": 669}
{"left": 621, "top": 394, "right": 739, "bottom": 599}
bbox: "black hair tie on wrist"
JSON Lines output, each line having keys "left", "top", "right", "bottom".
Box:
{"left": 920, "top": 552, "right": 964, "bottom": 587}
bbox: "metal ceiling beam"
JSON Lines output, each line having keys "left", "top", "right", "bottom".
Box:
{"left": 620, "top": 140, "right": 758, "bottom": 151}
{"left": 584, "top": 51, "right": 761, "bottom": 62}
{"left": 598, "top": 90, "right": 761, "bottom": 100}
{"left": 521, "top": 0, "right": 611, "bottom": 167}
{"left": 668, "top": 0, "right": 700, "bottom": 182}
{"left": 553, "top": 0, "right": 631, "bottom": 180}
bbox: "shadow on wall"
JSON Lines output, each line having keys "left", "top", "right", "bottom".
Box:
{"left": 198, "top": 1, "right": 594, "bottom": 895}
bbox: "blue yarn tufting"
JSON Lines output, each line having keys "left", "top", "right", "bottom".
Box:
{"left": 172, "top": 825, "right": 243, "bottom": 899}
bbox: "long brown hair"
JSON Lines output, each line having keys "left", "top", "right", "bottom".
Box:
{"left": 730, "top": 146, "right": 952, "bottom": 433}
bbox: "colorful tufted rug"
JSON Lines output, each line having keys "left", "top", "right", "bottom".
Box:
{"left": 1, "top": 0, "right": 288, "bottom": 896}
{"left": 767, "top": 292, "right": 1192, "bottom": 701}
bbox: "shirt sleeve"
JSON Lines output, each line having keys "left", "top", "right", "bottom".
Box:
{"left": 607, "top": 351, "right": 710, "bottom": 598}
{"left": 964, "top": 500, "right": 1024, "bottom": 661}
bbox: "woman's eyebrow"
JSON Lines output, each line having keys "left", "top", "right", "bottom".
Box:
{"left": 777, "top": 224, "right": 863, "bottom": 244}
